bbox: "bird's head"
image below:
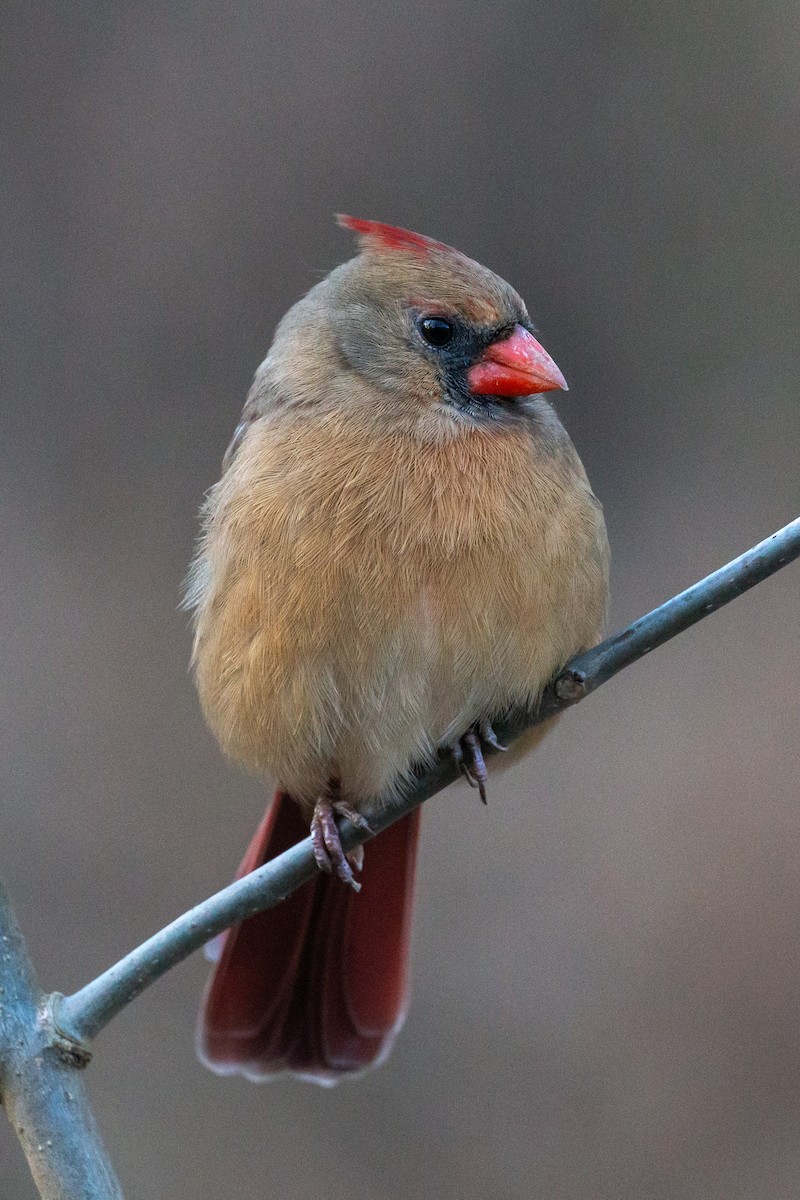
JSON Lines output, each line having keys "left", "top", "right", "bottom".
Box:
{"left": 265, "top": 216, "right": 567, "bottom": 438}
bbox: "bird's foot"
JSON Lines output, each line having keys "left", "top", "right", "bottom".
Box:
{"left": 450, "top": 719, "right": 507, "bottom": 805}
{"left": 310, "top": 789, "right": 373, "bottom": 892}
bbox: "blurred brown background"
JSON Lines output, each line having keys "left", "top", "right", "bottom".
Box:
{"left": 2, "top": 1, "right": 799, "bottom": 1196}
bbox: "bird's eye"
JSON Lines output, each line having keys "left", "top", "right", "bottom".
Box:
{"left": 418, "top": 316, "right": 455, "bottom": 347}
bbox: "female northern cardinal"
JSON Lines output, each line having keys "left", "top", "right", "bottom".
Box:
{"left": 187, "top": 216, "right": 609, "bottom": 1083}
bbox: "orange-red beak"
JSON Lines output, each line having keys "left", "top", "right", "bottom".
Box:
{"left": 467, "top": 325, "right": 568, "bottom": 397}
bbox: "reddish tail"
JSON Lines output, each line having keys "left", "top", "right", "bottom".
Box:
{"left": 198, "top": 791, "right": 421, "bottom": 1084}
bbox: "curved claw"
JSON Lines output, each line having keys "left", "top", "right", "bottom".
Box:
{"left": 451, "top": 719, "right": 506, "bottom": 805}
{"left": 333, "top": 801, "right": 373, "bottom": 836}
{"left": 478, "top": 719, "right": 507, "bottom": 753}
{"left": 347, "top": 843, "right": 365, "bottom": 873}
{"left": 462, "top": 731, "right": 489, "bottom": 804}
{"left": 450, "top": 740, "right": 479, "bottom": 788}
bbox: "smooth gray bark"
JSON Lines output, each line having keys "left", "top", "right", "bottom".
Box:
{"left": 0, "top": 885, "right": 122, "bottom": 1199}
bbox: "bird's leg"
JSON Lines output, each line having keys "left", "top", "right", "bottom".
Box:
{"left": 310, "top": 780, "right": 373, "bottom": 892}
{"left": 451, "top": 719, "right": 507, "bottom": 805}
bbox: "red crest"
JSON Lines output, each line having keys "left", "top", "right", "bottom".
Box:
{"left": 336, "top": 214, "right": 454, "bottom": 257}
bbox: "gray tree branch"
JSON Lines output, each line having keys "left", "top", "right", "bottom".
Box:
{"left": 0, "top": 885, "right": 123, "bottom": 1199}
{"left": 1, "top": 514, "right": 799, "bottom": 1198}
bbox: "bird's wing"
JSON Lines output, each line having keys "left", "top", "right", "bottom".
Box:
{"left": 222, "top": 394, "right": 261, "bottom": 472}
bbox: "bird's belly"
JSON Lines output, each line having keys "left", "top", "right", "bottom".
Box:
{"left": 191, "top": 417, "right": 609, "bottom": 807}
{"left": 195, "top": 549, "right": 578, "bottom": 805}
{"left": 327, "top": 571, "right": 583, "bottom": 802}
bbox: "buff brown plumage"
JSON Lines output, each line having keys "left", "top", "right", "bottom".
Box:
{"left": 187, "top": 217, "right": 609, "bottom": 1083}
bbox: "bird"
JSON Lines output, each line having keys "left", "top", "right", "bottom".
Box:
{"left": 186, "top": 215, "right": 609, "bottom": 1084}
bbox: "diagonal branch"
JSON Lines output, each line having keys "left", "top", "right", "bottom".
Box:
{"left": 54, "top": 515, "right": 800, "bottom": 1050}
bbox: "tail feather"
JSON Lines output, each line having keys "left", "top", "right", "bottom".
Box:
{"left": 198, "top": 791, "right": 420, "bottom": 1084}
